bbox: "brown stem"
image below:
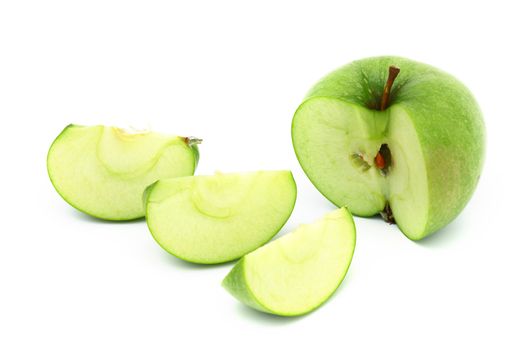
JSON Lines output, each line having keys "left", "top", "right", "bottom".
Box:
{"left": 184, "top": 136, "right": 202, "bottom": 146}
{"left": 380, "top": 66, "right": 400, "bottom": 111}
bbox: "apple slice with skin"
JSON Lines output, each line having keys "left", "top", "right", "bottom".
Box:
{"left": 47, "top": 125, "right": 199, "bottom": 221}
{"left": 292, "top": 56, "right": 485, "bottom": 240}
{"left": 222, "top": 207, "right": 356, "bottom": 316}
{"left": 145, "top": 171, "right": 297, "bottom": 264}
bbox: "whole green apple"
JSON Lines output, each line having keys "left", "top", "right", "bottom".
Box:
{"left": 292, "top": 56, "right": 485, "bottom": 240}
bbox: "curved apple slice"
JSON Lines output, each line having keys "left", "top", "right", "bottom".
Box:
{"left": 47, "top": 125, "right": 198, "bottom": 221}
{"left": 222, "top": 207, "right": 356, "bottom": 316}
{"left": 145, "top": 171, "right": 297, "bottom": 264}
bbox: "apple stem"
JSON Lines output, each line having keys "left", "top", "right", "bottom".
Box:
{"left": 184, "top": 136, "right": 203, "bottom": 146}
{"left": 380, "top": 66, "right": 400, "bottom": 111}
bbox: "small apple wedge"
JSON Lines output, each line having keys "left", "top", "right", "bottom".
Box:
{"left": 145, "top": 171, "right": 297, "bottom": 264}
{"left": 222, "top": 207, "right": 356, "bottom": 316}
{"left": 47, "top": 125, "right": 199, "bottom": 221}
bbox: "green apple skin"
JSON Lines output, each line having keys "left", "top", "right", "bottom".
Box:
{"left": 145, "top": 171, "right": 297, "bottom": 264}
{"left": 184, "top": 136, "right": 201, "bottom": 169}
{"left": 47, "top": 124, "right": 198, "bottom": 221}
{"left": 222, "top": 207, "right": 356, "bottom": 316}
{"left": 292, "top": 56, "right": 485, "bottom": 240}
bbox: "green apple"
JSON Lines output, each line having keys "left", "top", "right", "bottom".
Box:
{"left": 47, "top": 125, "right": 199, "bottom": 220}
{"left": 222, "top": 207, "right": 355, "bottom": 316}
{"left": 144, "top": 171, "right": 297, "bottom": 264}
{"left": 292, "top": 56, "right": 485, "bottom": 240}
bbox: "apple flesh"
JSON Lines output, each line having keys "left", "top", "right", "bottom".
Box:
{"left": 222, "top": 207, "right": 356, "bottom": 316}
{"left": 292, "top": 57, "right": 485, "bottom": 240}
{"left": 47, "top": 125, "right": 199, "bottom": 220}
{"left": 145, "top": 171, "right": 297, "bottom": 264}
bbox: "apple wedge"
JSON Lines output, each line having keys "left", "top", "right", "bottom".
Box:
{"left": 292, "top": 57, "right": 485, "bottom": 240}
{"left": 47, "top": 125, "right": 199, "bottom": 221}
{"left": 145, "top": 171, "right": 297, "bottom": 264}
{"left": 222, "top": 207, "right": 356, "bottom": 316}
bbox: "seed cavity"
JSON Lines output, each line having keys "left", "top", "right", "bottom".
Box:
{"left": 351, "top": 153, "right": 371, "bottom": 172}
{"left": 375, "top": 144, "right": 392, "bottom": 176}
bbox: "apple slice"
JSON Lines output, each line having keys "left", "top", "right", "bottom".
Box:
{"left": 145, "top": 171, "right": 297, "bottom": 264}
{"left": 47, "top": 125, "right": 199, "bottom": 221}
{"left": 222, "top": 207, "right": 356, "bottom": 316}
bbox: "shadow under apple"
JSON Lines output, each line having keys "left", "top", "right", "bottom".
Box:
{"left": 412, "top": 216, "right": 467, "bottom": 248}
{"left": 71, "top": 207, "right": 145, "bottom": 225}
{"left": 159, "top": 250, "right": 236, "bottom": 271}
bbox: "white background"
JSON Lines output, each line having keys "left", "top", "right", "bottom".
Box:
{"left": 1, "top": 1, "right": 523, "bottom": 349}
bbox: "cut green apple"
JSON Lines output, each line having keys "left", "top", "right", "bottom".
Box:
{"left": 47, "top": 125, "right": 199, "bottom": 220}
{"left": 222, "top": 207, "right": 356, "bottom": 317}
{"left": 292, "top": 57, "right": 485, "bottom": 240}
{"left": 145, "top": 171, "right": 297, "bottom": 264}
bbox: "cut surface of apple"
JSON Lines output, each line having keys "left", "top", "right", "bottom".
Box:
{"left": 145, "top": 171, "right": 297, "bottom": 264}
{"left": 222, "top": 207, "right": 356, "bottom": 316}
{"left": 292, "top": 57, "right": 485, "bottom": 240}
{"left": 47, "top": 125, "right": 199, "bottom": 220}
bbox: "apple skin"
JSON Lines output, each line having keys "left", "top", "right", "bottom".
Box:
{"left": 292, "top": 56, "right": 485, "bottom": 239}
{"left": 222, "top": 259, "right": 270, "bottom": 313}
{"left": 184, "top": 136, "right": 201, "bottom": 169}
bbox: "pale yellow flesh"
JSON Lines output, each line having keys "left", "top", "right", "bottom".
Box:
{"left": 387, "top": 106, "right": 428, "bottom": 238}
{"left": 223, "top": 207, "right": 356, "bottom": 316}
{"left": 47, "top": 125, "right": 196, "bottom": 220}
{"left": 145, "top": 171, "right": 297, "bottom": 264}
{"left": 292, "top": 98, "right": 428, "bottom": 238}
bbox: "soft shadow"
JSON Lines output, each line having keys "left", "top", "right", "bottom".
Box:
{"left": 359, "top": 213, "right": 466, "bottom": 248}
{"left": 413, "top": 217, "right": 465, "bottom": 248}
{"left": 71, "top": 208, "right": 145, "bottom": 224}
{"left": 366, "top": 214, "right": 390, "bottom": 222}
{"left": 234, "top": 304, "right": 305, "bottom": 325}
{"left": 160, "top": 251, "right": 236, "bottom": 270}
